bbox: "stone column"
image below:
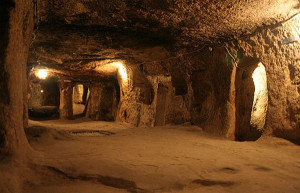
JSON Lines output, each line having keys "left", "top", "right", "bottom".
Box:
{"left": 59, "top": 79, "right": 73, "bottom": 119}
{"left": 225, "top": 66, "right": 237, "bottom": 140}
{"left": 0, "top": 0, "right": 34, "bottom": 156}
{"left": 85, "top": 82, "right": 103, "bottom": 120}
{"left": 82, "top": 84, "right": 89, "bottom": 104}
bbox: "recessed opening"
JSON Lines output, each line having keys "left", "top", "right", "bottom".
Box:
{"left": 250, "top": 63, "right": 268, "bottom": 133}
{"left": 235, "top": 60, "right": 268, "bottom": 141}
{"left": 171, "top": 72, "right": 188, "bottom": 95}
{"left": 154, "top": 83, "right": 168, "bottom": 126}
{"left": 29, "top": 77, "right": 60, "bottom": 119}
{"left": 73, "top": 83, "right": 86, "bottom": 117}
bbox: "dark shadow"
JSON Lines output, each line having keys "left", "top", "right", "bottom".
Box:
{"left": 154, "top": 83, "right": 168, "bottom": 126}
{"left": 294, "top": 1, "right": 300, "bottom": 9}
{"left": 29, "top": 77, "right": 60, "bottom": 120}
{"left": 99, "top": 86, "right": 115, "bottom": 121}
{"left": 0, "top": 0, "right": 15, "bottom": 105}
{"left": 171, "top": 68, "right": 188, "bottom": 95}
{"left": 273, "top": 128, "right": 300, "bottom": 145}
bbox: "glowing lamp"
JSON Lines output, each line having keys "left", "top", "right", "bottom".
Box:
{"left": 37, "top": 69, "right": 48, "bottom": 79}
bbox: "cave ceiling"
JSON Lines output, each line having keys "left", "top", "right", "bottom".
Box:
{"left": 28, "top": 0, "right": 300, "bottom": 76}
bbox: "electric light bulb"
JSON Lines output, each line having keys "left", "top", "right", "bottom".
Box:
{"left": 37, "top": 69, "right": 48, "bottom": 79}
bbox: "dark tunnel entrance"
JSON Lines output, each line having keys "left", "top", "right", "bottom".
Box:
{"left": 28, "top": 77, "right": 60, "bottom": 119}
{"left": 154, "top": 83, "right": 168, "bottom": 126}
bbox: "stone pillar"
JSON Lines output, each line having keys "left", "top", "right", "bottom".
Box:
{"left": 82, "top": 84, "right": 88, "bottom": 104}
{"left": 0, "top": 0, "right": 34, "bottom": 156}
{"left": 73, "top": 84, "right": 83, "bottom": 103}
{"left": 0, "top": 1, "right": 34, "bottom": 192}
{"left": 59, "top": 79, "right": 73, "bottom": 119}
{"left": 85, "top": 82, "right": 115, "bottom": 121}
{"left": 225, "top": 66, "right": 237, "bottom": 140}
{"left": 85, "top": 82, "right": 103, "bottom": 120}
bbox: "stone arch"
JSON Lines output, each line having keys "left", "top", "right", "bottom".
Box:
{"left": 235, "top": 58, "right": 268, "bottom": 141}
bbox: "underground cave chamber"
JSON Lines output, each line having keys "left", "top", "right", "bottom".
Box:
{"left": 29, "top": 69, "right": 121, "bottom": 121}
{"left": 0, "top": 0, "right": 299, "bottom": 193}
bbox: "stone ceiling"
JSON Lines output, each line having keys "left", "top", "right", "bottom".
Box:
{"left": 28, "top": 0, "right": 300, "bottom": 76}
{"left": 38, "top": 0, "right": 299, "bottom": 43}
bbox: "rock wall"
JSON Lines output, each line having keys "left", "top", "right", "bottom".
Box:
{"left": 29, "top": 82, "right": 43, "bottom": 109}
{"left": 115, "top": 14, "right": 299, "bottom": 144}
{"left": 115, "top": 63, "right": 191, "bottom": 127}
{"left": 85, "top": 81, "right": 118, "bottom": 121}
{"left": 185, "top": 47, "right": 233, "bottom": 135}
{"left": 227, "top": 14, "right": 300, "bottom": 144}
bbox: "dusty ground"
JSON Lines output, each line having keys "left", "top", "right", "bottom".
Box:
{"left": 23, "top": 119, "right": 300, "bottom": 193}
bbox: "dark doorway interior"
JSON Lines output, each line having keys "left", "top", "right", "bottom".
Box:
{"left": 155, "top": 83, "right": 168, "bottom": 126}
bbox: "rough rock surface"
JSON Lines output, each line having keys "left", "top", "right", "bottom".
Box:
{"left": 0, "top": 0, "right": 34, "bottom": 193}
{"left": 36, "top": 0, "right": 300, "bottom": 44}
{"left": 59, "top": 79, "right": 73, "bottom": 119}
{"left": 27, "top": 2, "right": 300, "bottom": 143}
{"left": 0, "top": 0, "right": 34, "bottom": 155}
{"left": 229, "top": 14, "right": 300, "bottom": 143}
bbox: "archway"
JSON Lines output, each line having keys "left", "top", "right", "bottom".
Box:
{"left": 72, "top": 83, "right": 86, "bottom": 117}
{"left": 235, "top": 59, "right": 268, "bottom": 141}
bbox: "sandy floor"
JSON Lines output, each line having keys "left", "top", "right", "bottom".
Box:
{"left": 23, "top": 119, "right": 300, "bottom": 193}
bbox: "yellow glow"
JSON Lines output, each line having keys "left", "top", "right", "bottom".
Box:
{"left": 250, "top": 62, "right": 268, "bottom": 130}
{"left": 96, "top": 62, "right": 128, "bottom": 83}
{"left": 37, "top": 69, "right": 48, "bottom": 79}
{"left": 252, "top": 63, "right": 266, "bottom": 93}
{"left": 111, "top": 62, "right": 128, "bottom": 82}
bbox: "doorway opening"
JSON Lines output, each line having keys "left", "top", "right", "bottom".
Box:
{"left": 73, "top": 83, "right": 87, "bottom": 118}
{"left": 28, "top": 77, "right": 60, "bottom": 119}
{"left": 235, "top": 60, "right": 268, "bottom": 141}
{"left": 154, "top": 83, "right": 168, "bottom": 126}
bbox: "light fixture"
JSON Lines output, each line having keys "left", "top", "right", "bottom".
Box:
{"left": 37, "top": 69, "right": 48, "bottom": 79}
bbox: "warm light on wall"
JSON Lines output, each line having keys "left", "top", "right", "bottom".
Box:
{"left": 37, "top": 69, "right": 48, "bottom": 79}
{"left": 111, "top": 62, "right": 128, "bottom": 82}
{"left": 96, "top": 61, "right": 128, "bottom": 83}
{"left": 250, "top": 62, "right": 268, "bottom": 130}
